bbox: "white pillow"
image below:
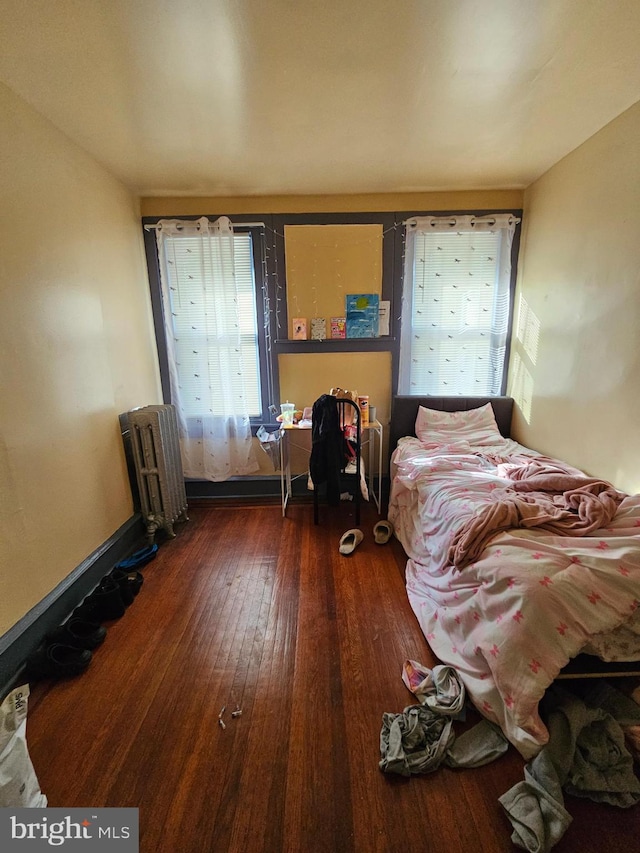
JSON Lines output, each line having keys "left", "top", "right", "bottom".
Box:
{"left": 414, "top": 402, "right": 503, "bottom": 446}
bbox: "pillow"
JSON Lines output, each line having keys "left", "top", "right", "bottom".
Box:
{"left": 414, "top": 402, "right": 503, "bottom": 446}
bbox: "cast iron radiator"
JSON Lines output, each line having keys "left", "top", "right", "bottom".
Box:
{"left": 127, "top": 404, "right": 189, "bottom": 543}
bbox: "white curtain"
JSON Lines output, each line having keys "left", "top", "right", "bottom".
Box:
{"left": 399, "top": 214, "right": 518, "bottom": 396}
{"left": 156, "top": 216, "right": 259, "bottom": 481}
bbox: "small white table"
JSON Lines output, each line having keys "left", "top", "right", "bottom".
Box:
{"left": 364, "top": 419, "right": 384, "bottom": 513}
{"left": 279, "top": 420, "right": 384, "bottom": 516}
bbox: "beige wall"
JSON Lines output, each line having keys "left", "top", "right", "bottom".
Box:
{"left": 279, "top": 352, "right": 391, "bottom": 421}
{"left": 140, "top": 190, "right": 523, "bottom": 217}
{"left": 279, "top": 351, "right": 391, "bottom": 473}
{"left": 509, "top": 101, "right": 640, "bottom": 493}
{"left": 284, "top": 224, "right": 383, "bottom": 337}
{"left": 0, "top": 83, "right": 162, "bottom": 636}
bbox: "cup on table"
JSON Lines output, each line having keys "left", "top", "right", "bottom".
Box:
{"left": 280, "top": 402, "right": 295, "bottom": 427}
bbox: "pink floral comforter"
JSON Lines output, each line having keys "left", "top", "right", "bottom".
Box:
{"left": 388, "top": 437, "right": 640, "bottom": 758}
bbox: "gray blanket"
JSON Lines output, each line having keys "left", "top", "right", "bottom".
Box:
{"left": 499, "top": 682, "right": 640, "bottom": 852}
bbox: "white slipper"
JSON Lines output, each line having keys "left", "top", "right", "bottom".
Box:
{"left": 339, "top": 528, "right": 364, "bottom": 555}
{"left": 373, "top": 520, "right": 394, "bottom": 545}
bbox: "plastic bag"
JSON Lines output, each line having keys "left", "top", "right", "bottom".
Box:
{"left": 0, "top": 684, "right": 47, "bottom": 807}
{"left": 256, "top": 425, "right": 282, "bottom": 471}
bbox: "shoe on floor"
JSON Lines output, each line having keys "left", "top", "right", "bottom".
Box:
{"left": 48, "top": 617, "right": 107, "bottom": 650}
{"left": 106, "top": 568, "right": 143, "bottom": 606}
{"left": 26, "top": 643, "right": 92, "bottom": 680}
{"left": 74, "top": 578, "right": 127, "bottom": 622}
{"left": 110, "top": 568, "right": 144, "bottom": 601}
{"left": 115, "top": 544, "right": 158, "bottom": 570}
{"left": 373, "top": 520, "right": 394, "bottom": 544}
{"left": 339, "top": 528, "right": 364, "bottom": 555}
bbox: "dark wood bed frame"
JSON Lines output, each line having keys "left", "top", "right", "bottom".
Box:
{"left": 388, "top": 394, "right": 640, "bottom": 680}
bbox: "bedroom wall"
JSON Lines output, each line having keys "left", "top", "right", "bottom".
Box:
{"left": 509, "top": 100, "right": 640, "bottom": 493}
{"left": 278, "top": 351, "right": 392, "bottom": 474}
{"left": 283, "top": 223, "right": 383, "bottom": 339}
{"left": 0, "top": 82, "right": 162, "bottom": 638}
{"left": 142, "top": 190, "right": 524, "bottom": 476}
{"left": 140, "top": 192, "right": 523, "bottom": 218}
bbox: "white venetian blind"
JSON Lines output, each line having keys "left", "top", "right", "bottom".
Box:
{"left": 399, "top": 214, "right": 518, "bottom": 396}
{"left": 161, "top": 230, "right": 262, "bottom": 418}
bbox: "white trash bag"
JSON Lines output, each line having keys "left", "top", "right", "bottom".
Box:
{"left": 0, "top": 684, "right": 47, "bottom": 807}
{"left": 256, "top": 424, "right": 282, "bottom": 471}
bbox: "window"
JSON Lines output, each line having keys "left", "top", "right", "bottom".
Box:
{"left": 398, "top": 214, "right": 519, "bottom": 396}
{"left": 146, "top": 217, "right": 273, "bottom": 427}
{"left": 161, "top": 229, "right": 263, "bottom": 418}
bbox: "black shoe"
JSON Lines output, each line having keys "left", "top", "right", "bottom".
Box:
{"left": 26, "top": 643, "right": 92, "bottom": 680}
{"left": 74, "top": 579, "right": 126, "bottom": 621}
{"left": 49, "top": 617, "right": 107, "bottom": 650}
{"left": 108, "top": 569, "right": 143, "bottom": 605}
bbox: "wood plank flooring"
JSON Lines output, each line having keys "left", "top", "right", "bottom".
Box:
{"left": 26, "top": 501, "right": 640, "bottom": 852}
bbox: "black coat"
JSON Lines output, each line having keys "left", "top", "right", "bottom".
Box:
{"left": 309, "top": 395, "right": 344, "bottom": 506}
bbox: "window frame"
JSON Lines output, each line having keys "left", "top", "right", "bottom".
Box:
{"left": 143, "top": 207, "right": 522, "bottom": 434}
{"left": 392, "top": 209, "right": 522, "bottom": 397}
{"left": 270, "top": 211, "right": 397, "bottom": 354}
{"left": 142, "top": 214, "right": 277, "bottom": 428}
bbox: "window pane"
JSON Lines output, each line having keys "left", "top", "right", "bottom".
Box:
{"left": 163, "top": 233, "right": 262, "bottom": 417}
{"left": 402, "top": 226, "right": 511, "bottom": 395}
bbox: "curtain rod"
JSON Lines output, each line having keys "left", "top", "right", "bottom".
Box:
{"left": 144, "top": 221, "right": 266, "bottom": 231}
{"left": 404, "top": 214, "right": 521, "bottom": 226}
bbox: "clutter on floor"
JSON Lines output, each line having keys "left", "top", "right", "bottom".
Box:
{"left": 24, "top": 546, "right": 151, "bottom": 683}
{"left": 380, "top": 659, "right": 640, "bottom": 852}
{"left": 0, "top": 684, "right": 47, "bottom": 807}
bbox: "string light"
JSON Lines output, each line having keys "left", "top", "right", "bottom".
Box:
{"left": 312, "top": 243, "right": 318, "bottom": 319}
{"left": 261, "top": 219, "right": 406, "bottom": 342}
{"left": 259, "top": 224, "right": 275, "bottom": 410}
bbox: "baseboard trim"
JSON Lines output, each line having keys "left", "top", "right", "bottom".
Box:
{"left": 186, "top": 475, "right": 283, "bottom": 500}
{"left": 0, "top": 514, "right": 145, "bottom": 700}
{"left": 186, "top": 474, "right": 391, "bottom": 504}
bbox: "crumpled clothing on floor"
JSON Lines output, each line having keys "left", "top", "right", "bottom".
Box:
{"left": 380, "top": 660, "right": 509, "bottom": 776}
{"left": 444, "top": 719, "right": 510, "bottom": 768}
{"left": 380, "top": 705, "right": 455, "bottom": 777}
{"left": 402, "top": 660, "right": 466, "bottom": 717}
{"left": 380, "top": 709, "right": 510, "bottom": 777}
{"left": 499, "top": 681, "right": 640, "bottom": 853}
{"left": 381, "top": 661, "right": 510, "bottom": 777}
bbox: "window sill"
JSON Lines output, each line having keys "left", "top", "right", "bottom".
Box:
{"left": 274, "top": 337, "right": 394, "bottom": 354}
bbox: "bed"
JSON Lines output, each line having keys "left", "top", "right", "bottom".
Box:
{"left": 388, "top": 395, "right": 640, "bottom": 759}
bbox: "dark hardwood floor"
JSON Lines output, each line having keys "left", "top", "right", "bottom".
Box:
{"left": 26, "top": 501, "right": 640, "bottom": 852}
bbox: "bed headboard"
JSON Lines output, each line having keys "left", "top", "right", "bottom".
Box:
{"left": 389, "top": 395, "right": 514, "bottom": 455}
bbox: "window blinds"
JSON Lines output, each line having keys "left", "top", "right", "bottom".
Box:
{"left": 399, "top": 215, "right": 517, "bottom": 396}
{"left": 161, "top": 231, "right": 262, "bottom": 418}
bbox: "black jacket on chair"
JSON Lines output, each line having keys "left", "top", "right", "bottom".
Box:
{"left": 309, "top": 395, "right": 344, "bottom": 506}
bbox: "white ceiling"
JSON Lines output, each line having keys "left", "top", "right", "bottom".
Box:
{"left": 1, "top": 0, "right": 639, "bottom": 197}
